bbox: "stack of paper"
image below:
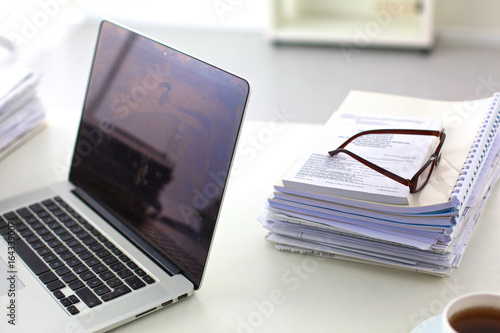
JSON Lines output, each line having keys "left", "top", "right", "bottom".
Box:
{"left": 0, "top": 65, "right": 46, "bottom": 159}
{"left": 259, "top": 91, "right": 500, "bottom": 277}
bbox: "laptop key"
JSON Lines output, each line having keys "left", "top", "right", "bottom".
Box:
{"left": 117, "top": 269, "right": 133, "bottom": 279}
{"left": 99, "top": 270, "right": 115, "bottom": 281}
{"left": 43, "top": 253, "right": 58, "bottom": 263}
{"left": 53, "top": 290, "right": 65, "bottom": 299}
{"left": 47, "top": 239, "right": 62, "bottom": 248}
{"left": 42, "top": 215, "right": 56, "bottom": 223}
{"left": 68, "top": 295, "right": 80, "bottom": 304}
{"left": 72, "top": 245, "right": 87, "bottom": 254}
{"left": 40, "top": 271, "right": 59, "bottom": 284}
{"left": 118, "top": 254, "right": 130, "bottom": 262}
{"left": 47, "top": 280, "right": 65, "bottom": 292}
{"left": 67, "top": 305, "right": 80, "bottom": 315}
{"left": 49, "top": 260, "right": 65, "bottom": 269}
{"left": 91, "top": 229, "right": 101, "bottom": 237}
{"left": 55, "top": 266, "right": 71, "bottom": 276}
{"left": 66, "top": 258, "right": 81, "bottom": 267}
{"left": 103, "top": 241, "right": 115, "bottom": 249}
{"left": 3, "top": 212, "right": 17, "bottom": 220}
{"left": 66, "top": 239, "right": 81, "bottom": 248}
{"left": 54, "top": 245, "right": 69, "bottom": 254}
{"left": 60, "top": 298, "right": 72, "bottom": 307}
{"left": 109, "top": 262, "right": 125, "bottom": 272}
{"left": 83, "top": 237, "right": 97, "bottom": 246}
{"left": 79, "top": 251, "right": 94, "bottom": 261}
{"left": 60, "top": 233, "right": 73, "bottom": 241}
{"left": 114, "top": 285, "right": 131, "bottom": 296}
{"left": 52, "top": 209, "right": 65, "bottom": 217}
{"left": 29, "top": 203, "right": 45, "bottom": 213}
{"left": 42, "top": 199, "right": 55, "bottom": 207}
{"left": 97, "top": 235, "right": 108, "bottom": 242}
{"left": 94, "top": 285, "right": 111, "bottom": 296}
{"left": 61, "top": 217, "right": 75, "bottom": 227}
{"left": 106, "top": 278, "right": 123, "bottom": 288}
{"left": 3, "top": 232, "right": 19, "bottom": 242}
{"left": 15, "top": 221, "right": 28, "bottom": 231}
{"left": 87, "top": 277, "right": 103, "bottom": 289}
{"left": 143, "top": 275, "right": 155, "bottom": 284}
{"left": 60, "top": 252, "right": 75, "bottom": 261}
{"left": 42, "top": 233, "right": 56, "bottom": 242}
{"left": 35, "top": 211, "right": 49, "bottom": 219}
{"left": 25, "top": 216, "right": 39, "bottom": 224}
{"left": 125, "top": 275, "right": 146, "bottom": 290}
{"left": 37, "top": 247, "right": 52, "bottom": 257}
{"left": 101, "top": 285, "right": 131, "bottom": 302}
{"left": 89, "top": 243, "right": 104, "bottom": 252}
{"left": 96, "top": 249, "right": 111, "bottom": 259}
{"left": 16, "top": 208, "right": 33, "bottom": 219}
{"left": 62, "top": 273, "right": 78, "bottom": 283}
{"left": 38, "top": 227, "right": 51, "bottom": 236}
{"left": 69, "top": 280, "right": 85, "bottom": 291}
{"left": 31, "top": 241, "right": 45, "bottom": 250}
{"left": 92, "top": 264, "right": 108, "bottom": 274}
{"left": 54, "top": 227, "right": 67, "bottom": 235}
{"left": 83, "top": 223, "right": 94, "bottom": 231}
{"left": 73, "top": 264, "right": 88, "bottom": 274}
{"left": 76, "top": 287, "right": 102, "bottom": 308}
{"left": 25, "top": 235, "right": 40, "bottom": 244}
{"left": 80, "top": 272, "right": 96, "bottom": 281}
{"left": 103, "top": 256, "right": 118, "bottom": 265}
{"left": 127, "top": 261, "right": 138, "bottom": 270}
{"left": 20, "top": 229, "right": 33, "bottom": 238}
{"left": 14, "top": 237, "right": 50, "bottom": 275}
{"left": 86, "top": 257, "right": 100, "bottom": 267}
{"left": 30, "top": 221, "right": 44, "bottom": 230}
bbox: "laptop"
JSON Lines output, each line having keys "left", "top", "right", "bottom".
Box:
{"left": 0, "top": 20, "right": 249, "bottom": 332}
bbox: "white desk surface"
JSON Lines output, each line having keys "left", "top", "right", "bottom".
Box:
{"left": 1, "top": 116, "right": 500, "bottom": 333}
{"left": 2, "top": 20, "right": 500, "bottom": 333}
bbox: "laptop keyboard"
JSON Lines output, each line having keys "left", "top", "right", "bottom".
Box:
{"left": 0, "top": 196, "right": 156, "bottom": 316}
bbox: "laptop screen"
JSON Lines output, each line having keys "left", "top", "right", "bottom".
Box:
{"left": 69, "top": 21, "right": 249, "bottom": 289}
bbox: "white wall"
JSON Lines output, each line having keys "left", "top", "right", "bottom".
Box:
{"left": 1, "top": 0, "right": 500, "bottom": 49}
{"left": 71, "top": 0, "right": 500, "bottom": 33}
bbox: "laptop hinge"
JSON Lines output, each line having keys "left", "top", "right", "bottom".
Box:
{"left": 71, "top": 187, "right": 182, "bottom": 276}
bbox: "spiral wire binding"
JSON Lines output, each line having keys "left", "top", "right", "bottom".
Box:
{"left": 450, "top": 93, "right": 500, "bottom": 211}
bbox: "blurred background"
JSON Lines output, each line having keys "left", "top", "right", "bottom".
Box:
{"left": 1, "top": 0, "right": 500, "bottom": 124}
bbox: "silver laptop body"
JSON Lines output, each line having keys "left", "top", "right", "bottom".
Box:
{"left": 0, "top": 20, "right": 249, "bottom": 333}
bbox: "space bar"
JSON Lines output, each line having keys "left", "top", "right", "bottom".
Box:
{"left": 15, "top": 238, "right": 50, "bottom": 275}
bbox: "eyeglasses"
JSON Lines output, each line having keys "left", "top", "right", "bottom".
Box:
{"left": 328, "top": 129, "right": 446, "bottom": 193}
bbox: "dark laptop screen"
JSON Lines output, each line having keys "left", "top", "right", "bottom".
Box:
{"left": 69, "top": 21, "right": 249, "bottom": 288}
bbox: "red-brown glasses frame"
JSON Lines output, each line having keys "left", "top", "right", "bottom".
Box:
{"left": 328, "top": 129, "right": 446, "bottom": 193}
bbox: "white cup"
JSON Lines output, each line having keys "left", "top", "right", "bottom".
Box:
{"left": 442, "top": 292, "right": 500, "bottom": 333}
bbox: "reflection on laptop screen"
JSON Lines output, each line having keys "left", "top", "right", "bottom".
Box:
{"left": 69, "top": 21, "right": 249, "bottom": 288}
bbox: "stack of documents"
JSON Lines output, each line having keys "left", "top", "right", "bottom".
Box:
{"left": 259, "top": 91, "right": 500, "bottom": 277}
{"left": 0, "top": 65, "right": 46, "bottom": 160}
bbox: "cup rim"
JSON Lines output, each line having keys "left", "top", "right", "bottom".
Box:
{"left": 443, "top": 292, "right": 500, "bottom": 332}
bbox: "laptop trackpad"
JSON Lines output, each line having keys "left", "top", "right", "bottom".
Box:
{"left": 0, "top": 256, "right": 25, "bottom": 297}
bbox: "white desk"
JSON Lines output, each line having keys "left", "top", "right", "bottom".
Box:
{"left": 1, "top": 114, "right": 500, "bottom": 333}
{"left": 3, "top": 19, "right": 500, "bottom": 333}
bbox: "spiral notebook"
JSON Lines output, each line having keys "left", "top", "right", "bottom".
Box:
{"left": 451, "top": 93, "right": 500, "bottom": 211}
{"left": 273, "top": 91, "right": 500, "bottom": 215}
{"left": 262, "top": 91, "right": 500, "bottom": 276}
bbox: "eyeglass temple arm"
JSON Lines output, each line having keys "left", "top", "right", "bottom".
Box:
{"left": 336, "top": 129, "right": 443, "bottom": 149}
{"left": 328, "top": 148, "right": 411, "bottom": 187}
